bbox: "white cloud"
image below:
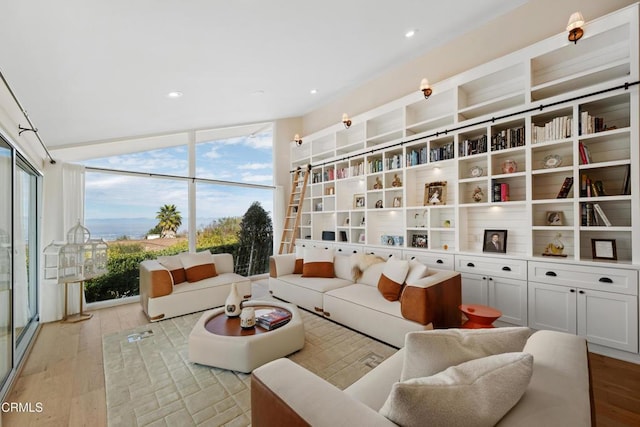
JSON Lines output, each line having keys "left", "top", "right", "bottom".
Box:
{"left": 238, "top": 162, "right": 271, "bottom": 170}
{"left": 241, "top": 172, "right": 273, "bottom": 183}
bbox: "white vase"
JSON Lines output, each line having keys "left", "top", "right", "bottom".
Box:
{"left": 225, "top": 283, "right": 242, "bottom": 317}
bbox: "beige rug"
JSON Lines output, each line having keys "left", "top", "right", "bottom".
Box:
{"left": 103, "top": 306, "right": 397, "bottom": 426}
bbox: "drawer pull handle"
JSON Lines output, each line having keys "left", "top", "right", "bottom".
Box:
{"left": 467, "top": 262, "right": 475, "bottom": 268}
{"left": 502, "top": 266, "right": 511, "bottom": 271}
{"left": 437, "top": 259, "right": 444, "bottom": 264}
{"left": 411, "top": 256, "right": 416, "bottom": 260}
{"left": 570, "top": 289, "right": 576, "bottom": 293}
{"left": 338, "top": 248, "right": 342, "bottom": 252}
{"left": 599, "top": 277, "right": 613, "bottom": 284}
{"left": 545, "top": 271, "right": 557, "bottom": 277}
{"left": 353, "top": 250, "right": 357, "bottom": 254}
{"left": 579, "top": 290, "right": 585, "bottom": 294}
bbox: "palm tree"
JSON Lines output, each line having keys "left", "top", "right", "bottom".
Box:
{"left": 155, "top": 204, "right": 182, "bottom": 238}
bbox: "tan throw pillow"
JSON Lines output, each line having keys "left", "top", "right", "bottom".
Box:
{"left": 377, "top": 259, "right": 410, "bottom": 301}
{"left": 179, "top": 251, "right": 218, "bottom": 282}
{"left": 405, "top": 259, "right": 428, "bottom": 284}
{"left": 401, "top": 327, "right": 532, "bottom": 381}
{"left": 380, "top": 352, "right": 533, "bottom": 427}
{"left": 293, "top": 245, "right": 304, "bottom": 274}
{"left": 302, "top": 247, "right": 335, "bottom": 278}
{"left": 157, "top": 254, "right": 187, "bottom": 284}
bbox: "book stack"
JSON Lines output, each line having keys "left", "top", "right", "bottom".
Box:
{"left": 491, "top": 180, "right": 510, "bottom": 202}
{"left": 579, "top": 174, "right": 606, "bottom": 197}
{"left": 578, "top": 142, "right": 592, "bottom": 165}
{"left": 459, "top": 135, "right": 488, "bottom": 157}
{"left": 491, "top": 126, "right": 525, "bottom": 150}
{"left": 579, "top": 111, "right": 607, "bottom": 135}
{"left": 406, "top": 146, "right": 428, "bottom": 167}
{"left": 255, "top": 308, "right": 292, "bottom": 330}
{"left": 531, "top": 116, "right": 572, "bottom": 143}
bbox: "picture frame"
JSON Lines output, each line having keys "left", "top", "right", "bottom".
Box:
{"left": 343, "top": 217, "right": 350, "bottom": 226}
{"left": 353, "top": 194, "right": 365, "bottom": 209}
{"left": 358, "top": 233, "right": 366, "bottom": 243}
{"left": 483, "top": 229, "right": 507, "bottom": 253}
{"left": 375, "top": 199, "right": 383, "bottom": 209}
{"left": 393, "top": 196, "right": 402, "bottom": 208}
{"left": 424, "top": 181, "right": 447, "bottom": 205}
{"left": 546, "top": 211, "right": 564, "bottom": 226}
{"left": 411, "top": 234, "right": 428, "bottom": 248}
{"left": 591, "top": 239, "right": 617, "bottom": 260}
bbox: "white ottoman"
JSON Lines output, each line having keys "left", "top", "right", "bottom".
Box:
{"left": 188, "top": 300, "right": 305, "bottom": 373}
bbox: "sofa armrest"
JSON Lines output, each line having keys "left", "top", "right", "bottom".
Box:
{"left": 401, "top": 269, "right": 461, "bottom": 328}
{"left": 251, "top": 358, "right": 396, "bottom": 427}
{"left": 139, "top": 260, "right": 173, "bottom": 298}
{"left": 269, "top": 253, "right": 296, "bottom": 278}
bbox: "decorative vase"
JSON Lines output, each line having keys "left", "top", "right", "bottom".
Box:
{"left": 240, "top": 307, "right": 256, "bottom": 329}
{"left": 225, "top": 283, "right": 242, "bottom": 317}
{"left": 502, "top": 160, "right": 517, "bottom": 174}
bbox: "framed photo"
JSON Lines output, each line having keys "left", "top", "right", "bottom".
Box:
{"left": 353, "top": 194, "right": 365, "bottom": 209}
{"left": 546, "top": 211, "right": 564, "bottom": 226}
{"left": 424, "top": 181, "right": 447, "bottom": 205}
{"left": 375, "top": 199, "right": 383, "bottom": 208}
{"left": 393, "top": 196, "right": 402, "bottom": 208}
{"left": 483, "top": 229, "right": 507, "bottom": 253}
{"left": 412, "top": 234, "right": 428, "bottom": 248}
{"left": 358, "top": 233, "right": 366, "bottom": 243}
{"left": 591, "top": 239, "right": 617, "bottom": 260}
{"left": 343, "top": 217, "right": 350, "bottom": 226}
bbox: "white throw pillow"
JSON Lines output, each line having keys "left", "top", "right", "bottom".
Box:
{"left": 333, "top": 254, "right": 353, "bottom": 281}
{"left": 157, "top": 254, "right": 187, "bottom": 284}
{"left": 377, "top": 259, "right": 410, "bottom": 301}
{"left": 405, "top": 259, "right": 429, "bottom": 284}
{"left": 380, "top": 352, "right": 534, "bottom": 427}
{"left": 302, "top": 247, "right": 335, "bottom": 278}
{"left": 401, "top": 327, "right": 532, "bottom": 381}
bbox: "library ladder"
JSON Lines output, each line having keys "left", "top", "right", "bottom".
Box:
{"left": 278, "top": 165, "right": 310, "bottom": 254}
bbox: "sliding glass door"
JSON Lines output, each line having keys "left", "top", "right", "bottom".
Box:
{"left": 0, "top": 140, "right": 11, "bottom": 388}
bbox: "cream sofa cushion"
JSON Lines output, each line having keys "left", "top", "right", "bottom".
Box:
{"left": 179, "top": 251, "right": 218, "bottom": 282}
{"left": 377, "top": 259, "right": 410, "bottom": 301}
{"left": 357, "top": 262, "right": 386, "bottom": 287}
{"left": 405, "top": 259, "right": 429, "bottom": 284}
{"left": 380, "top": 352, "right": 533, "bottom": 427}
{"left": 157, "top": 254, "right": 187, "bottom": 284}
{"left": 302, "top": 247, "right": 335, "bottom": 278}
{"left": 401, "top": 327, "right": 531, "bottom": 381}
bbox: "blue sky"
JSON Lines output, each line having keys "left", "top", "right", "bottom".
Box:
{"left": 82, "top": 133, "right": 273, "bottom": 222}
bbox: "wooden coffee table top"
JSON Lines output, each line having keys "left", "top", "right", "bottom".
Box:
{"left": 204, "top": 305, "right": 292, "bottom": 337}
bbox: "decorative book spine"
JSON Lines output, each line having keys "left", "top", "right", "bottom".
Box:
{"left": 500, "top": 183, "right": 510, "bottom": 202}
{"left": 593, "top": 204, "right": 612, "bottom": 226}
{"left": 492, "top": 180, "right": 501, "bottom": 202}
{"left": 556, "top": 177, "right": 573, "bottom": 198}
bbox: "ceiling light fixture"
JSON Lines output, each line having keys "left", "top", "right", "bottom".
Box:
{"left": 567, "top": 12, "right": 585, "bottom": 44}
{"left": 419, "top": 78, "right": 432, "bottom": 99}
{"left": 405, "top": 29, "right": 417, "bottom": 38}
{"left": 342, "top": 113, "right": 352, "bottom": 129}
{"left": 167, "top": 91, "right": 183, "bottom": 98}
{"left": 310, "top": 89, "right": 318, "bottom": 95}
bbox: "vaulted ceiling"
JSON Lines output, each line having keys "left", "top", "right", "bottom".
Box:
{"left": 0, "top": 1, "right": 528, "bottom": 148}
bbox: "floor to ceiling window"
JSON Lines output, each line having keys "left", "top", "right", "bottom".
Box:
{"left": 0, "top": 136, "right": 40, "bottom": 401}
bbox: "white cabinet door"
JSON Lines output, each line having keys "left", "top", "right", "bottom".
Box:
{"left": 489, "top": 277, "right": 527, "bottom": 326}
{"left": 461, "top": 273, "right": 488, "bottom": 306}
{"left": 528, "top": 282, "right": 577, "bottom": 334}
{"left": 577, "top": 288, "right": 638, "bottom": 353}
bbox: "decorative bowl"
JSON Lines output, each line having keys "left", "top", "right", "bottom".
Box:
{"left": 543, "top": 154, "right": 562, "bottom": 168}
{"left": 470, "top": 166, "right": 483, "bottom": 178}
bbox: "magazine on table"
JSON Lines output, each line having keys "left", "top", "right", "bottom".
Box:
{"left": 254, "top": 308, "right": 292, "bottom": 330}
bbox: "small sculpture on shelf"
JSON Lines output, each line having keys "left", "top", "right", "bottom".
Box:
{"left": 472, "top": 186, "right": 484, "bottom": 202}
{"left": 391, "top": 174, "right": 402, "bottom": 187}
{"left": 543, "top": 233, "right": 567, "bottom": 257}
{"left": 373, "top": 177, "right": 383, "bottom": 190}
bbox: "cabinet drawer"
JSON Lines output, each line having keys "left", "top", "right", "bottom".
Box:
{"left": 363, "top": 246, "right": 402, "bottom": 259}
{"left": 455, "top": 255, "right": 527, "bottom": 280}
{"left": 528, "top": 262, "right": 638, "bottom": 295}
{"left": 403, "top": 251, "right": 454, "bottom": 270}
{"left": 333, "top": 244, "right": 362, "bottom": 255}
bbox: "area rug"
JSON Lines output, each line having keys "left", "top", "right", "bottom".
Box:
{"left": 103, "top": 306, "right": 397, "bottom": 426}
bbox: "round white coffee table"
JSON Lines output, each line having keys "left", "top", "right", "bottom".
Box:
{"left": 188, "top": 300, "right": 305, "bottom": 373}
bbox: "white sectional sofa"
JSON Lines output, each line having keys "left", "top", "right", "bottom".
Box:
{"left": 269, "top": 248, "right": 461, "bottom": 348}
{"left": 251, "top": 328, "right": 593, "bottom": 426}
{"left": 139, "top": 251, "right": 251, "bottom": 321}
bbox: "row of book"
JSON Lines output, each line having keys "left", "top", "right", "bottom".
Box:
{"left": 578, "top": 142, "right": 592, "bottom": 165}
{"left": 491, "top": 127, "right": 525, "bottom": 151}
{"left": 491, "top": 180, "right": 510, "bottom": 202}
{"left": 532, "top": 116, "right": 572, "bottom": 143}
{"left": 406, "top": 147, "right": 429, "bottom": 167}
{"left": 459, "top": 135, "right": 488, "bottom": 157}
{"left": 579, "top": 111, "right": 607, "bottom": 135}
{"left": 582, "top": 203, "right": 612, "bottom": 227}
{"left": 430, "top": 142, "right": 455, "bottom": 162}
{"left": 580, "top": 175, "right": 606, "bottom": 197}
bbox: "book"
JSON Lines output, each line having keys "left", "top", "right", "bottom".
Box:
{"left": 556, "top": 177, "right": 573, "bottom": 198}
{"left": 593, "top": 203, "right": 612, "bottom": 226}
{"left": 500, "top": 183, "right": 510, "bottom": 202}
{"left": 621, "top": 164, "right": 631, "bottom": 195}
{"left": 492, "top": 179, "right": 501, "bottom": 202}
{"left": 255, "top": 308, "right": 292, "bottom": 330}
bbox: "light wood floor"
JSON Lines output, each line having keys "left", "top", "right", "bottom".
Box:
{"left": 2, "top": 302, "right": 640, "bottom": 426}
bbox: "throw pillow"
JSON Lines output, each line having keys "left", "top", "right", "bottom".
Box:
{"left": 293, "top": 245, "right": 304, "bottom": 274}
{"left": 401, "top": 327, "right": 532, "bottom": 381}
{"left": 179, "top": 251, "right": 218, "bottom": 282}
{"left": 157, "top": 254, "right": 187, "bottom": 285}
{"left": 377, "top": 259, "right": 410, "bottom": 301}
{"left": 405, "top": 258, "right": 429, "bottom": 284}
{"left": 380, "top": 352, "right": 534, "bottom": 427}
{"left": 301, "top": 247, "right": 335, "bottom": 278}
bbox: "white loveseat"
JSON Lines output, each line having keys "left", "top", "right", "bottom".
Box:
{"left": 269, "top": 249, "right": 461, "bottom": 348}
{"left": 139, "top": 251, "right": 251, "bottom": 321}
{"left": 251, "top": 328, "right": 593, "bottom": 426}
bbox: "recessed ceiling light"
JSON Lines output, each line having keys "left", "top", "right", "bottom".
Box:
{"left": 251, "top": 90, "right": 265, "bottom": 96}
{"left": 405, "top": 29, "right": 417, "bottom": 38}
{"left": 310, "top": 89, "right": 318, "bottom": 95}
{"left": 167, "top": 91, "right": 183, "bottom": 98}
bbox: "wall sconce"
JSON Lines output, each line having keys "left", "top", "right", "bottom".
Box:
{"left": 342, "top": 113, "right": 352, "bottom": 129}
{"left": 567, "top": 12, "right": 584, "bottom": 44}
{"left": 420, "top": 78, "right": 432, "bottom": 99}
{"left": 293, "top": 134, "right": 303, "bottom": 146}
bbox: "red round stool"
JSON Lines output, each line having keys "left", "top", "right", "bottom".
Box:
{"left": 459, "top": 304, "right": 502, "bottom": 329}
